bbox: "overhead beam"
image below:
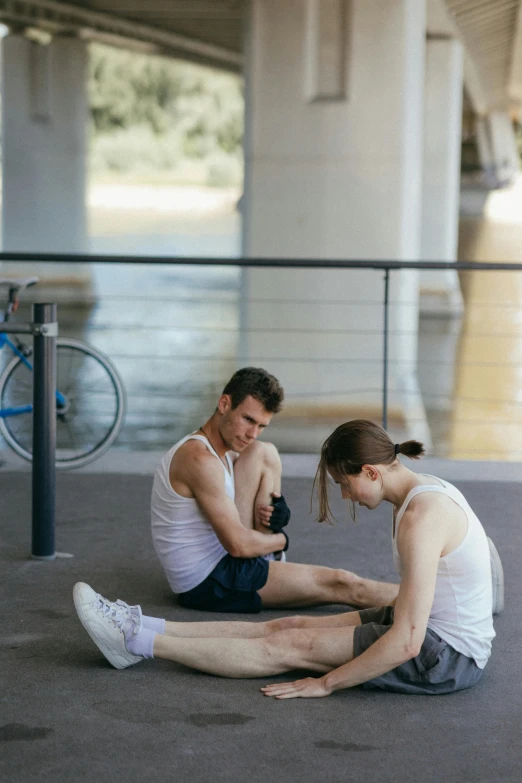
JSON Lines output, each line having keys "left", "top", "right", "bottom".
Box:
{"left": 82, "top": 0, "right": 243, "bottom": 19}
{"left": 0, "top": 0, "right": 243, "bottom": 71}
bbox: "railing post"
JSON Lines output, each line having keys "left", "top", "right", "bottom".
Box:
{"left": 31, "top": 303, "right": 57, "bottom": 560}
{"left": 382, "top": 269, "right": 389, "bottom": 431}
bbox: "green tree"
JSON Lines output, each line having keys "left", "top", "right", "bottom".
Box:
{"left": 88, "top": 43, "right": 244, "bottom": 178}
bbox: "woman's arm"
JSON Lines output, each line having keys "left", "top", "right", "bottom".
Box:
{"left": 262, "top": 497, "right": 450, "bottom": 699}
{"left": 325, "top": 509, "right": 444, "bottom": 691}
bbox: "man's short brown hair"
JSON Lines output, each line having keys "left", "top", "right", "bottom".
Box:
{"left": 222, "top": 367, "right": 284, "bottom": 413}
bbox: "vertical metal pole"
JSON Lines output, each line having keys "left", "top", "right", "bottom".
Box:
{"left": 382, "top": 269, "right": 389, "bottom": 431}
{"left": 32, "top": 303, "right": 57, "bottom": 560}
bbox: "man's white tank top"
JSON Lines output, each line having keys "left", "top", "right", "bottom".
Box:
{"left": 392, "top": 476, "right": 495, "bottom": 669}
{"left": 151, "top": 433, "right": 232, "bottom": 593}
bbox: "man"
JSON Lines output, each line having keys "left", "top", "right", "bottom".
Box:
{"left": 150, "top": 366, "right": 399, "bottom": 614}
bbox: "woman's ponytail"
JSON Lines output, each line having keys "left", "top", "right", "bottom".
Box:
{"left": 396, "top": 439, "right": 425, "bottom": 459}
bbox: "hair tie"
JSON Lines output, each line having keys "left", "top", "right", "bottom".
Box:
{"left": 394, "top": 443, "right": 400, "bottom": 455}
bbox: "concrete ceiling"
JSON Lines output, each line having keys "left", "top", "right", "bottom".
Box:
{"left": 1, "top": 0, "right": 522, "bottom": 114}
{"left": 0, "top": 0, "right": 245, "bottom": 70}
{"left": 444, "top": 0, "right": 522, "bottom": 112}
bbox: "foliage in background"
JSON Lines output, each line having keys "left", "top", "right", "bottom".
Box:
{"left": 88, "top": 43, "right": 244, "bottom": 186}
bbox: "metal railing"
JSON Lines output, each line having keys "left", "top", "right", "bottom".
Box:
{"left": 2, "top": 252, "right": 522, "bottom": 461}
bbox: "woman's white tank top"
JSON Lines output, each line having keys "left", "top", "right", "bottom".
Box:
{"left": 393, "top": 476, "right": 495, "bottom": 669}
{"left": 151, "top": 433, "right": 233, "bottom": 593}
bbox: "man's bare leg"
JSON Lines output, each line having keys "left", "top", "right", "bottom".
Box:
{"left": 162, "top": 610, "right": 362, "bottom": 639}
{"left": 153, "top": 624, "right": 358, "bottom": 678}
{"left": 233, "top": 440, "right": 281, "bottom": 531}
{"left": 233, "top": 439, "right": 398, "bottom": 607}
{"left": 259, "top": 561, "right": 398, "bottom": 609}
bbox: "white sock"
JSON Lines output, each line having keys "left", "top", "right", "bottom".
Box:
{"left": 125, "top": 626, "right": 156, "bottom": 659}
{"left": 142, "top": 615, "right": 166, "bottom": 634}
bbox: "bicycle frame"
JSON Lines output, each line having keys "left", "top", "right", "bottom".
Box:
{"left": 0, "top": 332, "right": 65, "bottom": 418}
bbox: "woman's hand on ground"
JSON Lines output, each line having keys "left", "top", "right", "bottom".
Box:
{"left": 260, "top": 676, "right": 332, "bottom": 699}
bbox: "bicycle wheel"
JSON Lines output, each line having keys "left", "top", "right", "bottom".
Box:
{"left": 0, "top": 338, "right": 126, "bottom": 469}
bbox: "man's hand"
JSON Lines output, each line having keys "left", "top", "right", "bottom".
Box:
{"left": 255, "top": 498, "right": 276, "bottom": 529}
{"left": 255, "top": 493, "right": 290, "bottom": 529}
{"left": 261, "top": 676, "right": 332, "bottom": 700}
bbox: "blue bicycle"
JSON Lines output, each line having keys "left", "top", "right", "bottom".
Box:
{"left": 0, "top": 276, "right": 126, "bottom": 469}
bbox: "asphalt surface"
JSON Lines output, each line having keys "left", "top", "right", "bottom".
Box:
{"left": 1, "top": 471, "right": 519, "bottom": 783}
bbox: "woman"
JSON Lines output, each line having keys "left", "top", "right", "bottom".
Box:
{"left": 74, "top": 419, "right": 496, "bottom": 698}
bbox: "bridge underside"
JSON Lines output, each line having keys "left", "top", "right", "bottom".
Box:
{"left": 0, "top": 1, "right": 521, "bottom": 114}
{"left": 1, "top": 0, "right": 521, "bottom": 447}
{"left": 0, "top": 0, "right": 244, "bottom": 70}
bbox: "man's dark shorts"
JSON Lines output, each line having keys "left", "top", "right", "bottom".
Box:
{"left": 177, "top": 554, "right": 270, "bottom": 613}
{"left": 354, "top": 606, "right": 485, "bottom": 695}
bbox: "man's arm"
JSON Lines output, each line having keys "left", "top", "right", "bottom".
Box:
{"left": 185, "top": 448, "right": 287, "bottom": 558}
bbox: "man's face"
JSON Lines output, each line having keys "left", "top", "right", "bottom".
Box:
{"left": 218, "top": 394, "right": 273, "bottom": 452}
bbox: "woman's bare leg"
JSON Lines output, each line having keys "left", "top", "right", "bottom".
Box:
{"left": 164, "top": 619, "right": 268, "bottom": 639}
{"left": 153, "top": 625, "right": 357, "bottom": 678}
{"left": 162, "top": 610, "right": 362, "bottom": 639}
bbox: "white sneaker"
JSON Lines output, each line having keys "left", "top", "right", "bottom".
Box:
{"left": 487, "top": 537, "right": 504, "bottom": 615}
{"left": 73, "top": 582, "right": 144, "bottom": 669}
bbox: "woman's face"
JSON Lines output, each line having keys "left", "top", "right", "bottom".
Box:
{"left": 329, "top": 466, "right": 383, "bottom": 510}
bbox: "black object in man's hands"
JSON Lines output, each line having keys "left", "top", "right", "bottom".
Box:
{"left": 269, "top": 494, "right": 291, "bottom": 532}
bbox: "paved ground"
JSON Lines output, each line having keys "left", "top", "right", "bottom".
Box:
{"left": 1, "top": 465, "right": 520, "bottom": 783}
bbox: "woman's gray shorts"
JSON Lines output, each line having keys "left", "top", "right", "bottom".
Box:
{"left": 353, "top": 606, "right": 485, "bottom": 695}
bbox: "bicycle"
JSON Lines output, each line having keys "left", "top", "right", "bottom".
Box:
{"left": 0, "top": 276, "right": 126, "bottom": 469}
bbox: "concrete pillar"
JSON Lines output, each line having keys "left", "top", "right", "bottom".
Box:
{"left": 241, "top": 0, "right": 431, "bottom": 450}
{"left": 420, "top": 37, "right": 464, "bottom": 318}
{"left": 488, "top": 111, "right": 520, "bottom": 185}
{"left": 475, "top": 116, "right": 494, "bottom": 180}
{"left": 1, "top": 35, "right": 91, "bottom": 301}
